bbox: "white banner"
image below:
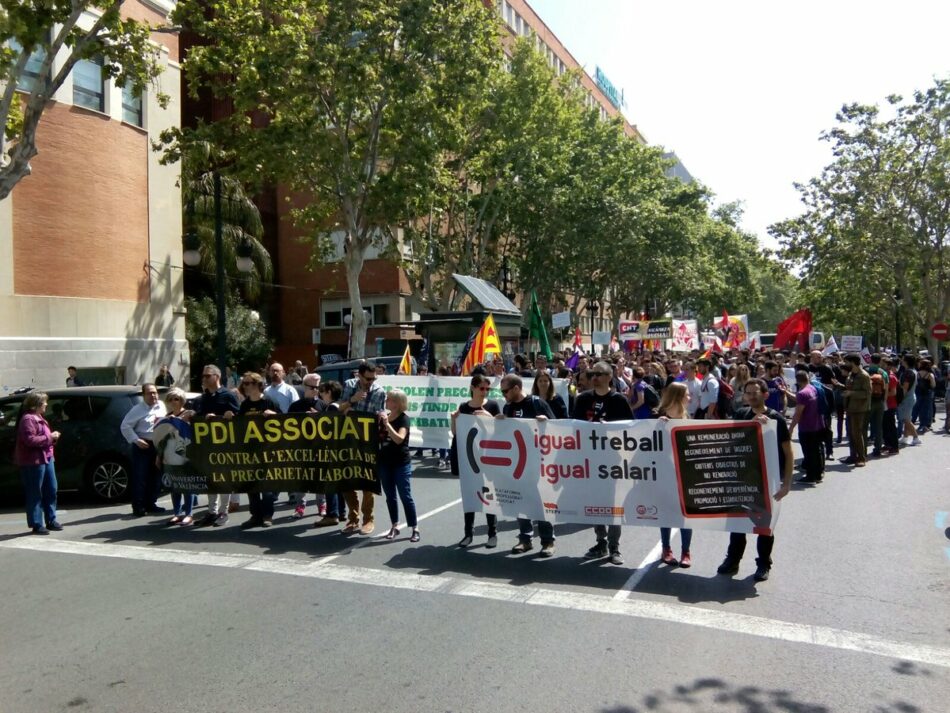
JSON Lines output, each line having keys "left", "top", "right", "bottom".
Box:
{"left": 669, "top": 319, "right": 698, "bottom": 351}
{"left": 457, "top": 415, "right": 783, "bottom": 534}
{"left": 377, "top": 376, "right": 568, "bottom": 449}
{"left": 841, "top": 335, "right": 863, "bottom": 352}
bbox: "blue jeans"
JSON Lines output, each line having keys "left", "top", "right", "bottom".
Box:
{"left": 518, "top": 518, "right": 554, "bottom": 546}
{"left": 21, "top": 460, "right": 57, "bottom": 528}
{"left": 660, "top": 527, "right": 693, "bottom": 552}
{"left": 324, "top": 492, "right": 346, "bottom": 519}
{"left": 172, "top": 493, "right": 197, "bottom": 517}
{"left": 130, "top": 443, "right": 160, "bottom": 512}
{"left": 380, "top": 461, "right": 417, "bottom": 527}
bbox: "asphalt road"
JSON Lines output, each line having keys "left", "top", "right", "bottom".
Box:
{"left": 1, "top": 423, "right": 948, "bottom": 713}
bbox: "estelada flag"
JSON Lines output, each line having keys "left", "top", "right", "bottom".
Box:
{"left": 461, "top": 313, "right": 502, "bottom": 375}
{"left": 397, "top": 343, "right": 412, "bottom": 375}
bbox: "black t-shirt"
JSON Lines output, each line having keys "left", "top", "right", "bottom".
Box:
{"left": 191, "top": 387, "right": 240, "bottom": 416}
{"left": 544, "top": 394, "right": 568, "bottom": 420}
{"left": 240, "top": 396, "right": 280, "bottom": 415}
{"left": 572, "top": 390, "right": 633, "bottom": 422}
{"left": 734, "top": 406, "right": 790, "bottom": 474}
{"left": 288, "top": 397, "right": 326, "bottom": 414}
{"left": 379, "top": 412, "right": 411, "bottom": 466}
{"left": 503, "top": 396, "right": 554, "bottom": 419}
{"left": 450, "top": 400, "right": 501, "bottom": 475}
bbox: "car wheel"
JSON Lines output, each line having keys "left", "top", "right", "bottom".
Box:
{"left": 86, "top": 456, "right": 131, "bottom": 502}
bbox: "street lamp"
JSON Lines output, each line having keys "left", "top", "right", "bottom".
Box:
{"left": 500, "top": 256, "right": 515, "bottom": 300}
{"left": 893, "top": 290, "right": 903, "bottom": 354}
{"left": 182, "top": 171, "right": 254, "bottom": 373}
{"left": 588, "top": 297, "right": 600, "bottom": 354}
{"left": 343, "top": 309, "right": 371, "bottom": 360}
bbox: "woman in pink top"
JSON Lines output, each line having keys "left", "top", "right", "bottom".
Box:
{"left": 15, "top": 392, "right": 62, "bottom": 535}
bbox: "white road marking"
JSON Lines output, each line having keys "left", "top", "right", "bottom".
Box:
{"left": 613, "top": 537, "right": 667, "bottom": 600}
{"left": 3, "top": 536, "right": 949, "bottom": 669}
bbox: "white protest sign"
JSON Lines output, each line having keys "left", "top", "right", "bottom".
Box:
{"left": 457, "top": 415, "right": 782, "bottom": 533}
{"left": 552, "top": 311, "right": 571, "bottom": 329}
{"left": 377, "top": 376, "right": 568, "bottom": 449}
{"left": 841, "top": 335, "right": 863, "bottom": 352}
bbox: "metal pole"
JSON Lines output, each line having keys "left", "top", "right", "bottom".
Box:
{"left": 895, "top": 304, "right": 901, "bottom": 354}
{"left": 214, "top": 171, "right": 227, "bottom": 374}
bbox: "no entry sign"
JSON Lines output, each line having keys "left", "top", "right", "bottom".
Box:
{"left": 931, "top": 322, "right": 949, "bottom": 341}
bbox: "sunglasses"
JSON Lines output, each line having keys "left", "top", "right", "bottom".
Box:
{"left": 500, "top": 387, "right": 513, "bottom": 394}
{"left": 304, "top": 383, "right": 319, "bottom": 389}
{"left": 362, "top": 376, "right": 376, "bottom": 383}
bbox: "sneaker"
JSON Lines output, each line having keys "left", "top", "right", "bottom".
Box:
{"left": 717, "top": 558, "right": 740, "bottom": 575}
{"left": 261, "top": 519, "right": 273, "bottom": 528}
{"left": 313, "top": 516, "right": 339, "bottom": 528}
{"left": 458, "top": 535, "right": 473, "bottom": 548}
{"left": 46, "top": 521, "right": 64, "bottom": 531}
{"left": 911, "top": 437, "right": 922, "bottom": 446}
{"left": 753, "top": 564, "right": 771, "bottom": 582}
{"left": 679, "top": 551, "right": 692, "bottom": 568}
{"left": 318, "top": 504, "right": 327, "bottom": 516}
{"left": 213, "top": 512, "right": 229, "bottom": 527}
{"left": 196, "top": 513, "right": 217, "bottom": 527}
{"left": 539, "top": 543, "right": 556, "bottom": 558}
{"left": 486, "top": 534, "right": 498, "bottom": 549}
{"left": 661, "top": 547, "right": 678, "bottom": 565}
{"left": 511, "top": 541, "right": 533, "bottom": 554}
{"left": 342, "top": 521, "right": 360, "bottom": 534}
{"left": 608, "top": 551, "right": 624, "bottom": 565}
{"left": 899, "top": 436, "right": 909, "bottom": 446}
{"left": 584, "top": 543, "right": 608, "bottom": 560}
{"left": 360, "top": 521, "right": 375, "bottom": 535}
{"left": 31, "top": 526, "right": 50, "bottom": 535}
{"left": 293, "top": 506, "right": 305, "bottom": 519}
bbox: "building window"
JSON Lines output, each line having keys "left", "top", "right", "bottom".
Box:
{"left": 372, "top": 304, "right": 390, "bottom": 326}
{"left": 73, "top": 56, "right": 105, "bottom": 112}
{"left": 8, "top": 38, "right": 47, "bottom": 93}
{"left": 505, "top": 3, "right": 514, "bottom": 26}
{"left": 121, "top": 83, "right": 143, "bottom": 127}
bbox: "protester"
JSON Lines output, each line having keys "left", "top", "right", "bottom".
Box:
{"left": 119, "top": 383, "right": 167, "bottom": 516}
{"left": 898, "top": 354, "right": 920, "bottom": 446}
{"left": 531, "top": 368, "right": 568, "bottom": 419}
{"left": 914, "top": 360, "right": 936, "bottom": 433}
{"left": 730, "top": 364, "right": 751, "bottom": 413}
{"left": 155, "top": 387, "right": 195, "bottom": 526}
{"left": 288, "top": 374, "right": 327, "bottom": 519}
{"left": 264, "top": 362, "right": 299, "bottom": 413}
{"left": 573, "top": 361, "right": 632, "bottom": 565}
{"left": 497, "top": 374, "right": 556, "bottom": 556}
{"left": 235, "top": 372, "right": 280, "bottom": 528}
{"left": 190, "top": 365, "right": 241, "bottom": 527}
{"left": 656, "top": 382, "right": 693, "bottom": 567}
{"left": 379, "top": 389, "right": 419, "bottom": 542}
{"left": 842, "top": 354, "right": 871, "bottom": 467}
{"left": 866, "top": 354, "right": 888, "bottom": 457}
{"left": 717, "top": 378, "right": 793, "bottom": 582}
{"left": 336, "top": 362, "right": 386, "bottom": 535}
{"left": 16, "top": 391, "right": 62, "bottom": 535}
{"left": 155, "top": 364, "right": 175, "bottom": 388}
{"left": 313, "top": 381, "right": 349, "bottom": 528}
{"left": 695, "top": 358, "right": 719, "bottom": 419}
{"left": 882, "top": 358, "right": 901, "bottom": 454}
{"left": 451, "top": 374, "right": 501, "bottom": 548}
{"left": 789, "top": 370, "right": 825, "bottom": 483}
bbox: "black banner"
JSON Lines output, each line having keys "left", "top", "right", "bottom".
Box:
{"left": 671, "top": 422, "right": 772, "bottom": 528}
{"left": 157, "top": 412, "right": 381, "bottom": 494}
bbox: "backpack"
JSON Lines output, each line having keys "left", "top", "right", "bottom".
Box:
{"left": 642, "top": 383, "right": 660, "bottom": 410}
{"left": 716, "top": 377, "right": 735, "bottom": 418}
{"left": 810, "top": 379, "right": 831, "bottom": 417}
{"left": 869, "top": 373, "right": 885, "bottom": 399}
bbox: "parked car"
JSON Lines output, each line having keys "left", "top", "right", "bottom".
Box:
{"left": 313, "top": 356, "right": 414, "bottom": 385}
{"left": 0, "top": 386, "right": 156, "bottom": 503}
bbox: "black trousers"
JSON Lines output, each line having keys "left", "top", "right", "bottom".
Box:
{"left": 727, "top": 532, "right": 774, "bottom": 567}
{"left": 800, "top": 430, "right": 825, "bottom": 479}
{"left": 464, "top": 511, "right": 497, "bottom": 536}
{"left": 882, "top": 408, "right": 899, "bottom": 450}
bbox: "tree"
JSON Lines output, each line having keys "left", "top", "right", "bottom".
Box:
{"left": 772, "top": 78, "right": 950, "bottom": 354}
{"left": 0, "top": 0, "right": 168, "bottom": 199}
{"left": 185, "top": 293, "right": 273, "bottom": 387}
{"left": 169, "top": 0, "right": 499, "bottom": 357}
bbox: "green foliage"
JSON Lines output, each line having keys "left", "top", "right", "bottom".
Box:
{"left": 0, "top": 1, "right": 169, "bottom": 198}
{"left": 185, "top": 294, "right": 274, "bottom": 379}
{"left": 772, "top": 77, "right": 950, "bottom": 350}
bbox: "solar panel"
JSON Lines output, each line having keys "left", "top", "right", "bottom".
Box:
{"left": 452, "top": 274, "right": 521, "bottom": 314}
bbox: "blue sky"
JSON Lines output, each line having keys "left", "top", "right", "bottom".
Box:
{"left": 528, "top": 0, "right": 950, "bottom": 248}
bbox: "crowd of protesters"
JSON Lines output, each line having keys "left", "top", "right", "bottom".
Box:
{"left": 14, "top": 344, "right": 946, "bottom": 583}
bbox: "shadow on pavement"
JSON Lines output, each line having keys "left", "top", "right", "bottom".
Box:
{"left": 600, "top": 676, "right": 926, "bottom": 712}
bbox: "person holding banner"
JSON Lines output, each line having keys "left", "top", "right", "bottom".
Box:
{"left": 191, "top": 365, "right": 241, "bottom": 527}
{"left": 379, "top": 390, "right": 419, "bottom": 542}
{"left": 451, "top": 374, "right": 501, "bottom": 548}
{"left": 717, "top": 378, "right": 794, "bottom": 582}
{"left": 289, "top": 374, "right": 327, "bottom": 519}
{"left": 497, "top": 375, "right": 556, "bottom": 556}
{"left": 337, "top": 363, "right": 387, "bottom": 535}
{"left": 314, "top": 381, "right": 349, "bottom": 527}
{"left": 574, "top": 362, "right": 633, "bottom": 565}
{"left": 656, "top": 384, "right": 694, "bottom": 567}
{"left": 236, "top": 372, "right": 280, "bottom": 528}
{"left": 155, "top": 388, "right": 196, "bottom": 526}
{"left": 532, "top": 369, "right": 568, "bottom": 420}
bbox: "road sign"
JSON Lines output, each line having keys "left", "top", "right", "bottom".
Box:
{"left": 931, "top": 322, "right": 949, "bottom": 341}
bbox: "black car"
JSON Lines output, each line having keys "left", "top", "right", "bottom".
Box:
{"left": 0, "top": 386, "right": 154, "bottom": 503}
{"left": 313, "top": 356, "right": 414, "bottom": 385}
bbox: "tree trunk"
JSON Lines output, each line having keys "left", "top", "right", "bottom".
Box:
{"left": 344, "top": 244, "right": 368, "bottom": 359}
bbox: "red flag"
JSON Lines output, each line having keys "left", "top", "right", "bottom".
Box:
{"left": 719, "top": 309, "right": 730, "bottom": 330}
{"left": 461, "top": 313, "right": 502, "bottom": 375}
{"left": 573, "top": 327, "right": 582, "bottom": 348}
{"left": 774, "top": 309, "right": 813, "bottom": 351}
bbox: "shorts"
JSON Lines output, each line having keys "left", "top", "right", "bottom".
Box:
{"left": 897, "top": 397, "right": 916, "bottom": 422}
